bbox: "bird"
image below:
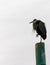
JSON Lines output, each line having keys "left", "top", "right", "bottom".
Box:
{"left": 29, "top": 19, "right": 47, "bottom": 42}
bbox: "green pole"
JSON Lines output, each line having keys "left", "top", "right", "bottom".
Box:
{"left": 35, "top": 42, "right": 46, "bottom": 65}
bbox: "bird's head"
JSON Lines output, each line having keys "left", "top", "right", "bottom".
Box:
{"left": 29, "top": 19, "right": 37, "bottom": 24}
{"left": 29, "top": 19, "right": 37, "bottom": 23}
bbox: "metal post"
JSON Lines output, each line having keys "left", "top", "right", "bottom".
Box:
{"left": 35, "top": 42, "right": 46, "bottom": 65}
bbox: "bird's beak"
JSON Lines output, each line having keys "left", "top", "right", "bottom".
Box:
{"left": 29, "top": 21, "right": 33, "bottom": 24}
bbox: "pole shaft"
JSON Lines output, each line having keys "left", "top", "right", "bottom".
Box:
{"left": 35, "top": 42, "right": 46, "bottom": 65}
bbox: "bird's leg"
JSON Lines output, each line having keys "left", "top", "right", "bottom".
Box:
{"left": 40, "top": 36, "right": 42, "bottom": 43}
{"left": 36, "top": 33, "right": 38, "bottom": 37}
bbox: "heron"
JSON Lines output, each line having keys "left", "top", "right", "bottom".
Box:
{"left": 29, "top": 19, "right": 47, "bottom": 42}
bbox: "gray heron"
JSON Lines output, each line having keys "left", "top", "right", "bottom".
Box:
{"left": 29, "top": 19, "right": 47, "bottom": 42}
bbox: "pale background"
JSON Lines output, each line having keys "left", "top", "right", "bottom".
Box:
{"left": 0, "top": 0, "right": 49, "bottom": 65}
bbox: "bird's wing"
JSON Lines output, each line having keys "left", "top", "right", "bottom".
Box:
{"left": 39, "top": 22, "right": 46, "bottom": 35}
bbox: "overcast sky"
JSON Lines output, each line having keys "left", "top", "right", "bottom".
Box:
{"left": 0, "top": 0, "right": 50, "bottom": 65}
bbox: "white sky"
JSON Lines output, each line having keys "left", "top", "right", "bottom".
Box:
{"left": 0, "top": 0, "right": 50, "bottom": 65}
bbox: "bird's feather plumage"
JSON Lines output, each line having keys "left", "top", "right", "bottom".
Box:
{"left": 39, "top": 22, "right": 47, "bottom": 39}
